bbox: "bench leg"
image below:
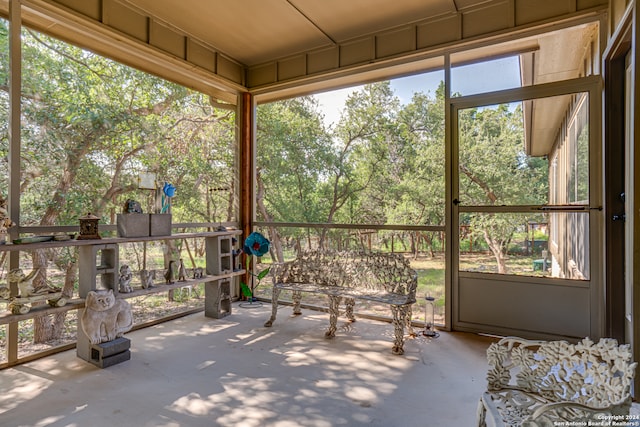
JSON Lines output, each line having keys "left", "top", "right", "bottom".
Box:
{"left": 292, "top": 290, "right": 302, "bottom": 315}
{"left": 390, "top": 305, "right": 407, "bottom": 355}
{"left": 325, "top": 295, "right": 341, "bottom": 338}
{"left": 264, "top": 287, "right": 282, "bottom": 327}
{"left": 405, "top": 304, "right": 416, "bottom": 337}
{"left": 476, "top": 398, "right": 488, "bottom": 427}
{"left": 344, "top": 297, "right": 356, "bottom": 322}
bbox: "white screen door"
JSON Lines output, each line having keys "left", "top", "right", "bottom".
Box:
{"left": 451, "top": 78, "right": 603, "bottom": 339}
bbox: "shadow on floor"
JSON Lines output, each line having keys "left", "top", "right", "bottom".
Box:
{"left": 0, "top": 303, "right": 496, "bottom": 427}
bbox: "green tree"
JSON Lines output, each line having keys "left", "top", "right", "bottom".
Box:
{"left": 392, "top": 83, "right": 446, "bottom": 255}
{"left": 457, "top": 103, "right": 548, "bottom": 273}
{"left": 334, "top": 82, "right": 400, "bottom": 226}
{"left": 256, "top": 96, "right": 332, "bottom": 258}
{"left": 257, "top": 81, "right": 447, "bottom": 254}
{"left": 1, "top": 24, "right": 237, "bottom": 343}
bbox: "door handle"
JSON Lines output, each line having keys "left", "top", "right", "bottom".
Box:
{"left": 612, "top": 213, "right": 626, "bottom": 221}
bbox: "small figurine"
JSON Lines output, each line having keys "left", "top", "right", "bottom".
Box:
{"left": 231, "top": 237, "right": 244, "bottom": 271}
{"left": 192, "top": 267, "right": 204, "bottom": 279}
{"left": 164, "top": 260, "right": 178, "bottom": 284}
{"left": 118, "top": 264, "right": 133, "bottom": 293}
{"left": 139, "top": 269, "right": 155, "bottom": 289}
{"left": 0, "top": 194, "right": 14, "bottom": 243}
{"left": 8, "top": 268, "right": 59, "bottom": 297}
{"left": 123, "top": 199, "right": 143, "bottom": 214}
{"left": 233, "top": 247, "right": 243, "bottom": 271}
{"left": 5, "top": 268, "right": 65, "bottom": 314}
{"left": 178, "top": 259, "right": 187, "bottom": 282}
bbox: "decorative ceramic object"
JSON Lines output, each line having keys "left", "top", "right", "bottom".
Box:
{"left": 0, "top": 194, "right": 15, "bottom": 242}
{"left": 240, "top": 232, "right": 271, "bottom": 302}
{"left": 118, "top": 264, "right": 133, "bottom": 293}
{"left": 192, "top": 267, "right": 204, "bottom": 279}
{"left": 164, "top": 260, "right": 178, "bottom": 284}
{"left": 123, "top": 199, "right": 143, "bottom": 213}
{"left": 78, "top": 213, "right": 101, "bottom": 240}
{"left": 81, "top": 290, "right": 133, "bottom": 344}
{"left": 178, "top": 259, "right": 187, "bottom": 282}
{"left": 139, "top": 270, "right": 155, "bottom": 289}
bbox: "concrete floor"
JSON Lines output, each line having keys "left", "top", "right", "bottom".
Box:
{"left": 0, "top": 303, "right": 496, "bottom": 427}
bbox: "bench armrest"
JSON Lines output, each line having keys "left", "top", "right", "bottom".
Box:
{"left": 529, "top": 399, "right": 631, "bottom": 422}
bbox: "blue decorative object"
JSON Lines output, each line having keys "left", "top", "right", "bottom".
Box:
{"left": 163, "top": 182, "right": 176, "bottom": 198}
{"left": 243, "top": 231, "right": 270, "bottom": 257}
{"left": 160, "top": 182, "right": 176, "bottom": 214}
{"left": 240, "top": 232, "right": 271, "bottom": 306}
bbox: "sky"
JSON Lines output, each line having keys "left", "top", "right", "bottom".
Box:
{"left": 313, "top": 56, "right": 521, "bottom": 128}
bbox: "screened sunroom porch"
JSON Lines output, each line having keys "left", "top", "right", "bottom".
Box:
{"left": 1, "top": 0, "right": 639, "bottom": 425}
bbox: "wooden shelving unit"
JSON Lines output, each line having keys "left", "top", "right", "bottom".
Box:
{"left": 0, "top": 230, "right": 244, "bottom": 325}
{"left": 0, "top": 299, "right": 85, "bottom": 325}
{"left": 0, "top": 231, "right": 242, "bottom": 252}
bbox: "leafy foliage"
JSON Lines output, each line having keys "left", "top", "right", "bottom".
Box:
{"left": 256, "top": 82, "right": 548, "bottom": 273}
{"left": 0, "top": 22, "right": 238, "bottom": 344}
{"left": 3, "top": 23, "right": 237, "bottom": 227}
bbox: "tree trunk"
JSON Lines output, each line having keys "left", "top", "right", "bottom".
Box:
{"left": 410, "top": 232, "right": 416, "bottom": 257}
{"left": 184, "top": 238, "right": 197, "bottom": 268}
{"left": 33, "top": 254, "right": 77, "bottom": 343}
{"left": 32, "top": 134, "right": 97, "bottom": 343}
{"left": 256, "top": 169, "right": 284, "bottom": 262}
{"left": 483, "top": 230, "right": 508, "bottom": 274}
{"left": 295, "top": 237, "right": 302, "bottom": 256}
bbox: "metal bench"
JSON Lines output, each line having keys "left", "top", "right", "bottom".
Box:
{"left": 263, "top": 250, "right": 418, "bottom": 354}
{"left": 477, "top": 336, "right": 637, "bottom": 426}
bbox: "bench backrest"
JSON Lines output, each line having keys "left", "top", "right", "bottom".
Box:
{"left": 271, "top": 250, "right": 417, "bottom": 298}
{"left": 486, "top": 337, "right": 637, "bottom": 408}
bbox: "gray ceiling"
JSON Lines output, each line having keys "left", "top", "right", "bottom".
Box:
{"left": 120, "top": 0, "right": 479, "bottom": 67}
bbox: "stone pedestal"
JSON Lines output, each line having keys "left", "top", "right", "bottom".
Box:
{"left": 77, "top": 302, "right": 132, "bottom": 368}
{"left": 81, "top": 336, "right": 131, "bottom": 368}
{"left": 205, "top": 279, "right": 231, "bottom": 318}
{"left": 91, "top": 337, "right": 131, "bottom": 368}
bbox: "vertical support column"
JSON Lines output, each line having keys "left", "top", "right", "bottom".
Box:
{"left": 204, "top": 279, "right": 231, "bottom": 319}
{"left": 78, "top": 244, "right": 119, "bottom": 298}
{"left": 240, "top": 91, "right": 253, "bottom": 236}
{"left": 603, "top": 53, "right": 626, "bottom": 342}
{"left": 240, "top": 92, "right": 254, "bottom": 293}
{"left": 630, "top": 1, "right": 640, "bottom": 397}
{"left": 443, "top": 53, "right": 453, "bottom": 332}
{"left": 7, "top": 0, "right": 21, "bottom": 365}
{"left": 206, "top": 235, "right": 232, "bottom": 275}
